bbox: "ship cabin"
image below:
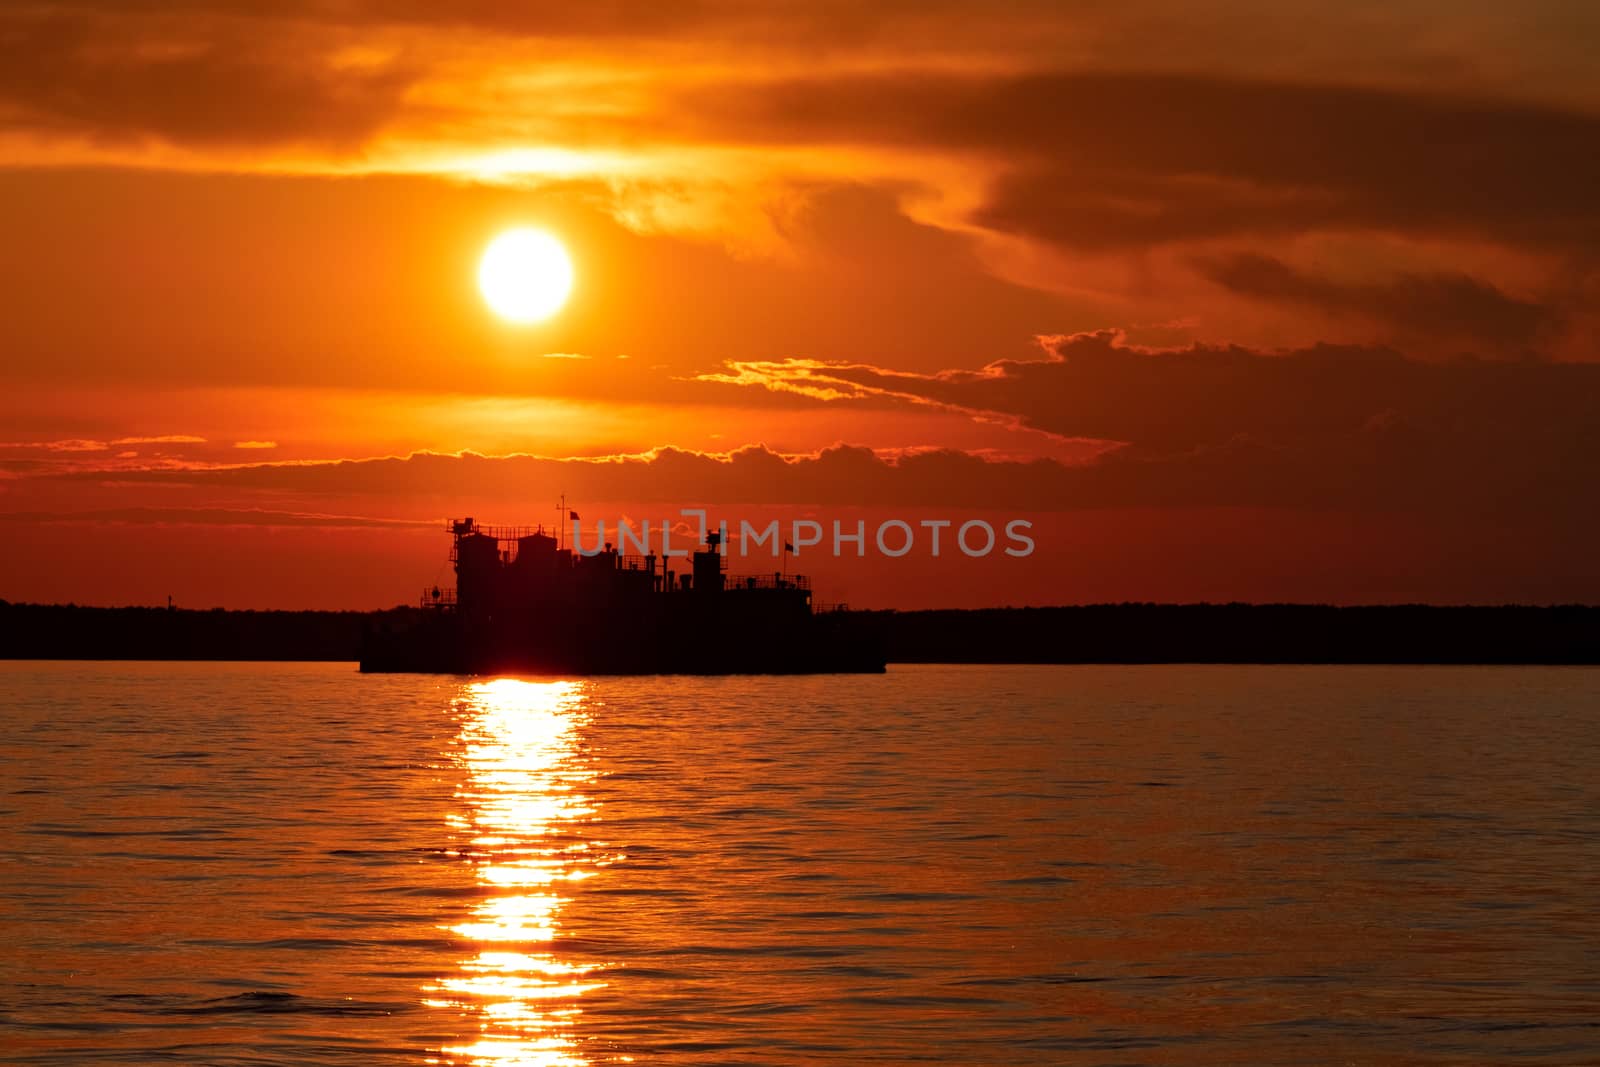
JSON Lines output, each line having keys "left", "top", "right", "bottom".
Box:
{"left": 421, "top": 518, "right": 814, "bottom": 622}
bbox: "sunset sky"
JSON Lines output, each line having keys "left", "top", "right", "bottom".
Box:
{"left": 2, "top": 1, "right": 1598, "bottom": 609}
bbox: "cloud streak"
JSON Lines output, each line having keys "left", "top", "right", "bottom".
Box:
{"left": 0, "top": 505, "right": 438, "bottom": 529}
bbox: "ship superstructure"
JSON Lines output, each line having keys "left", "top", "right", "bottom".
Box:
{"left": 360, "top": 517, "right": 883, "bottom": 674}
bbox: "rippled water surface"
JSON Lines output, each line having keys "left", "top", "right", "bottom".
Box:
{"left": 2, "top": 662, "right": 1597, "bottom": 1065}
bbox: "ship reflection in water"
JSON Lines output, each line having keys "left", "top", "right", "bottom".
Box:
{"left": 427, "top": 679, "right": 617, "bottom": 1066}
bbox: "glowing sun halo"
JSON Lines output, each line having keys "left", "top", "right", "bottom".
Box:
{"left": 478, "top": 228, "right": 574, "bottom": 323}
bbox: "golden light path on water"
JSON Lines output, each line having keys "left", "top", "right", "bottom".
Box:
{"left": 425, "top": 679, "right": 623, "bottom": 1066}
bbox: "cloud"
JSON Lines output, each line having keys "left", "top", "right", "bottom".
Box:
{"left": 8, "top": 9, "right": 1599, "bottom": 258}
{"left": 0, "top": 433, "right": 209, "bottom": 461}
{"left": 679, "top": 70, "right": 1600, "bottom": 254}
{"left": 695, "top": 331, "right": 1600, "bottom": 516}
{"left": 0, "top": 505, "right": 436, "bottom": 529}
{"left": 3, "top": 7, "right": 1595, "bottom": 363}
{"left": 661, "top": 68, "right": 1600, "bottom": 347}
{"left": 27, "top": 442, "right": 1075, "bottom": 509}
{"left": 114, "top": 435, "right": 208, "bottom": 444}
{"left": 2, "top": 6, "right": 1596, "bottom": 411}
{"left": 24, "top": 342, "right": 1598, "bottom": 525}
{"left": 0, "top": 438, "right": 110, "bottom": 452}
{"left": 1191, "top": 253, "right": 1558, "bottom": 351}
{"left": 0, "top": 7, "right": 416, "bottom": 150}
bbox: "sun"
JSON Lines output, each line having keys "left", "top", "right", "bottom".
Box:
{"left": 478, "top": 228, "right": 574, "bottom": 323}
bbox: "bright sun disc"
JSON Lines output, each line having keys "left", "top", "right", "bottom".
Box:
{"left": 478, "top": 228, "right": 574, "bottom": 323}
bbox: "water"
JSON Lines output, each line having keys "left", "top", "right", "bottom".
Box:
{"left": 1, "top": 662, "right": 1597, "bottom": 1066}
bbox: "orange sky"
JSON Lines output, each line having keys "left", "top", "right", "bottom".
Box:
{"left": 2, "top": 1, "right": 1598, "bottom": 608}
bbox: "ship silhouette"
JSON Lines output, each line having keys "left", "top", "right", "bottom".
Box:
{"left": 360, "top": 517, "right": 885, "bottom": 674}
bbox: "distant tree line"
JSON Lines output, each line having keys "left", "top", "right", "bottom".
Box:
{"left": 0, "top": 602, "right": 369, "bottom": 662}
{"left": 860, "top": 604, "right": 1600, "bottom": 664}
{"left": 2, "top": 600, "right": 1598, "bottom": 665}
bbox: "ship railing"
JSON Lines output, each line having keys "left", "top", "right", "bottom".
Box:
{"left": 479, "top": 524, "right": 549, "bottom": 542}
{"left": 421, "top": 586, "right": 457, "bottom": 610}
{"left": 726, "top": 573, "right": 811, "bottom": 591}
{"left": 448, "top": 520, "right": 552, "bottom": 542}
{"left": 813, "top": 601, "right": 851, "bottom": 613}
{"left": 617, "top": 554, "right": 653, "bottom": 572}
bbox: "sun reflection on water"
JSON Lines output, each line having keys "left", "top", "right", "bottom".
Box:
{"left": 426, "top": 679, "right": 618, "bottom": 1066}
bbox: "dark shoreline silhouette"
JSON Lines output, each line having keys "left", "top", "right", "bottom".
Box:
{"left": 3, "top": 600, "right": 1598, "bottom": 665}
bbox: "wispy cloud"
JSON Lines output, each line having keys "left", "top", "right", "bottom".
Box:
{"left": 0, "top": 435, "right": 207, "bottom": 452}
{"left": 0, "top": 506, "right": 438, "bottom": 530}
{"left": 0, "top": 439, "right": 111, "bottom": 452}
{"left": 113, "top": 435, "right": 208, "bottom": 445}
